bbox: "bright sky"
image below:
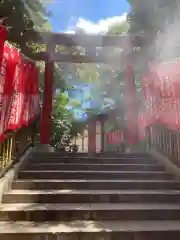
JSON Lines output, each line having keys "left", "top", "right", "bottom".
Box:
{"left": 48, "top": 0, "right": 131, "bottom": 33}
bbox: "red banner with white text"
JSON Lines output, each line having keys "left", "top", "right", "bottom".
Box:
{"left": 0, "top": 25, "right": 6, "bottom": 68}
{"left": 8, "top": 59, "right": 40, "bottom": 130}
{"left": 0, "top": 43, "right": 21, "bottom": 138}
{"left": 0, "top": 27, "right": 40, "bottom": 141}
{"left": 106, "top": 131, "right": 121, "bottom": 145}
{"left": 141, "top": 61, "right": 180, "bottom": 130}
{"left": 0, "top": 26, "right": 6, "bottom": 140}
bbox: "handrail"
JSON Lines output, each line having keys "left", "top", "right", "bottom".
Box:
{"left": 146, "top": 124, "right": 180, "bottom": 166}
{"left": 0, "top": 116, "right": 40, "bottom": 178}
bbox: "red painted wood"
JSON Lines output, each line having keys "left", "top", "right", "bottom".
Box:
{"left": 88, "top": 119, "right": 96, "bottom": 153}
{"left": 124, "top": 58, "right": 139, "bottom": 145}
{"left": 100, "top": 119, "right": 105, "bottom": 152}
{"left": 40, "top": 60, "right": 53, "bottom": 144}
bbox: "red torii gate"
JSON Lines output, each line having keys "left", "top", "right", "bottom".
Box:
{"left": 31, "top": 32, "right": 139, "bottom": 152}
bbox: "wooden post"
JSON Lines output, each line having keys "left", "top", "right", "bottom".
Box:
{"left": 88, "top": 118, "right": 96, "bottom": 153}
{"left": 40, "top": 60, "right": 54, "bottom": 144}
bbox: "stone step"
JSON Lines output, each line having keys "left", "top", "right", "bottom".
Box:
{"left": 4, "top": 189, "right": 180, "bottom": 204}
{"left": 12, "top": 179, "right": 180, "bottom": 190}
{"left": 0, "top": 220, "right": 180, "bottom": 239}
{"left": 1, "top": 203, "right": 180, "bottom": 221}
{"left": 29, "top": 157, "right": 157, "bottom": 165}
{"left": 25, "top": 163, "right": 164, "bottom": 171}
{"left": 18, "top": 170, "right": 172, "bottom": 180}
{"left": 32, "top": 152, "right": 152, "bottom": 158}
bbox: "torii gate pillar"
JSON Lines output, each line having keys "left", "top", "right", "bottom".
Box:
{"left": 125, "top": 58, "right": 139, "bottom": 145}
{"left": 40, "top": 60, "right": 54, "bottom": 145}
{"left": 88, "top": 118, "right": 96, "bottom": 153}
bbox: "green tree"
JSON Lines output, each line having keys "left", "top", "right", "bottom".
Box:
{"left": 127, "top": 0, "right": 180, "bottom": 63}
{"left": 0, "top": 0, "right": 57, "bottom": 98}
{"left": 107, "top": 21, "right": 130, "bottom": 35}
{"left": 0, "top": 0, "right": 52, "bottom": 56}
{"left": 51, "top": 91, "right": 85, "bottom": 149}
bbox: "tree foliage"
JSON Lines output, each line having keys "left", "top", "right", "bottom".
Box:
{"left": 127, "top": 0, "right": 180, "bottom": 62}
{"left": 0, "top": 0, "right": 60, "bottom": 99}
{"left": 128, "top": 0, "right": 178, "bottom": 35}
{"left": 107, "top": 21, "right": 130, "bottom": 35}
{"left": 51, "top": 91, "right": 85, "bottom": 150}
{"left": 0, "top": 0, "right": 52, "bottom": 55}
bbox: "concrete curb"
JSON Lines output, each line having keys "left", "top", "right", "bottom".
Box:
{"left": 149, "top": 149, "right": 180, "bottom": 179}
{"left": 0, "top": 147, "right": 33, "bottom": 203}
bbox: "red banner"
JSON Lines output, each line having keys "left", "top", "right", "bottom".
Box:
{"left": 7, "top": 53, "right": 23, "bottom": 130}
{"left": 0, "top": 44, "right": 21, "bottom": 138}
{"left": 106, "top": 131, "right": 121, "bottom": 145}
{"left": 141, "top": 61, "right": 180, "bottom": 130}
{"left": 0, "top": 25, "right": 6, "bottom": 68}
{"left": 0, "top": 27, "right": 40, "bottom": 138}
{"left": 149, "top": 62, "right": 180, "bottom": 98}
{"left": 141, "top": 72, "right": 158, "bottom": 125}
{"left": 0, "top": 45, "right": 7, "bottom": 140}
{"left": 7, "top": 59, "right": 40, "bottom": 130}
{"left": 4, "top": 45, "right": 21, "bottom": 132}
{"left": 0, "top": 26, "right": 6, "bottom": 141}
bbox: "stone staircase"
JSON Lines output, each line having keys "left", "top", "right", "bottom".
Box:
{"left": 1, "top": 152, "right": 180, "bottom": 239}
